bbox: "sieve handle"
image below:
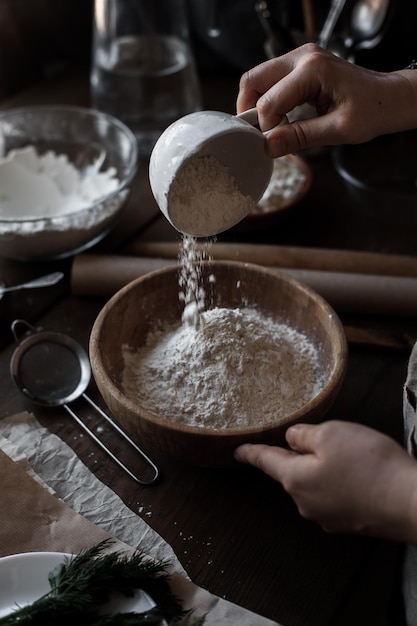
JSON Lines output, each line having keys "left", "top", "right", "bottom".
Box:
{"left": 63, "top": 396, "right": 159, "bottom": 485}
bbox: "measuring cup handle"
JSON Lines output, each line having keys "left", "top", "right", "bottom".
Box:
{"left": 237, "top": 107, "right": 289, "bottom": 130}
{"left": 236, "top": 107, "right": 260, "bottom": 126}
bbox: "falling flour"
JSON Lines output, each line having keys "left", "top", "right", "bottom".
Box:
{"left": 167, "top": 154, "right": 254, "bottom": 237}
{"left": 178, "top": 235, "right": 213, "bottom": 327}
{"left": 122, "top": 306, "right": 323, "bottom": 430}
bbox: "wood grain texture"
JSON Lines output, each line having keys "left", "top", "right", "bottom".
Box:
{"left": 0, "top": 65, "right": 408, "bottom": 626}
{"left": 89, "top": 262, "right": 347, "bottom": 467}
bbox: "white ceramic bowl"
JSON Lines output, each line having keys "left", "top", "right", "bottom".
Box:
{"left": 149, "top": 109, "right": 273, "bottom": 237}
{"left": 0, "top": 552, "right": 165, "bottom": 620}
{"left": 0, "top": 105, "right": 138, "bottom": 261}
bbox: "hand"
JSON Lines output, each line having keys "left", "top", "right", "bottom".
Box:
{"left": 237, "top": 43, "right": 417, "bottom": 157}
{"left": 235, "top": 420, "right": 417, "bottom": 544}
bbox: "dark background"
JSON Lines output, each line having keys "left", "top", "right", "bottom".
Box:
{"left": 0, "top": 0, "right": 416, "bottom": 102}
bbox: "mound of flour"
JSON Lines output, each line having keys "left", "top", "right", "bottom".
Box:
{"left": 122, "top": 306, "right": 323, "bottom": 430}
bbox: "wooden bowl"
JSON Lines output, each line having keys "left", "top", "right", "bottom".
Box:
{"left": 90, "top": 261, "right": 348, "bottom": 467}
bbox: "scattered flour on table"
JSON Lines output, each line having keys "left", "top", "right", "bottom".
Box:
{"left": 122, "top": 306, "right": 323, "bottom": 430}
{"left": 168, "top": 154, "right": 254, "bottom": 237}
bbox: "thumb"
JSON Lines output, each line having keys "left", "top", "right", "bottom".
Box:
{"left": 265, "top": 113, "right": 340, "bottom": 157}
{"left": 285, "top": 423, "right": 322, "bottom": 454}
{"left": 234, "top": 443, "right": 297, "bottom": 482}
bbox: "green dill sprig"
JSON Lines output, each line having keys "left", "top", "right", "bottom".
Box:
{"left": 0, "top": 539, "right": 199, "bottom": 625}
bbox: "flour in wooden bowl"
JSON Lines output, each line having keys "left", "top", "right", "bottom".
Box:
{"left": 122, "top": 306, "right": 323, "bottom": 430}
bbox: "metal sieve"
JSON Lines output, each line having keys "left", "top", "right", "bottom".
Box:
{"left": 10, "top": 319, "right": 158, "bottom": 485}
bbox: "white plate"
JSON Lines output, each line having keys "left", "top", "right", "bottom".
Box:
{"left": 0, "top": 551, "right": 167, "bottom": 622}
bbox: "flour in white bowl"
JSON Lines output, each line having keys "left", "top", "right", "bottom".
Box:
{"left": 122, "top": 306, "right": 323, "bottom": 430}
{"left": 168, "top": 154, "right": 254, "bottom": 237}
{"left": 0, "top": 145, "right": 120, "bottom": 220}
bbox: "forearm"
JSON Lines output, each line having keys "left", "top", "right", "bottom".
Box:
{"left": 375, "top": 461, "right": 417, "bottom": 546}
{"left": 369, "top": 69, "right": 417, "bottom": 138}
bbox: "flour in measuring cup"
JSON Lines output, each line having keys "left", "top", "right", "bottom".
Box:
{"left": 168, "top": 154, "right": 254, "bottom": 237}
{"left": 122, "top": 306, "right": 323, "bottom": 430}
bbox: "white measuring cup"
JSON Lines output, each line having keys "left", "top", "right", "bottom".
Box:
{"left": 149, "top": 108, "right": 276, "bottom": 237}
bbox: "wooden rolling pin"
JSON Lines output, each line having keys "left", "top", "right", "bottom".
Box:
{"left": 71, "top": 255, "right": 176, "bottom": 297}
{"left": 126, "top": 241, "right": 417, "bottom": 277}
{"left": 71, "top": 253, "right": 417, "bottom": 317}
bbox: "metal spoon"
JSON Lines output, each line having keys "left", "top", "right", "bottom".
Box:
{"left": 255, "top": 0, "right": 295, "bottom": 58}
{"left": 317, "top": 0, "right": 348, "bottom": 49}
{"left": 0, "top": 271, "right": 64, "bottom": 295}
{"left": 348, "top": 0, "right": 391, "bottom": 55}
{"left": 206, "top": 0, "right": 221, "bottom": 38}
{"left": 339, "top": 0, "right": 392, "bottom": 60}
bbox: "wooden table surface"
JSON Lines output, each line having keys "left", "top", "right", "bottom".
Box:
{"left": 0, "top": 65, "right": 414, "bottom": 626}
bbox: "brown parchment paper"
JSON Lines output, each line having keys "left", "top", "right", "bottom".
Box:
{"left": 0, "top": 413, "right": 280, "bottom": 626}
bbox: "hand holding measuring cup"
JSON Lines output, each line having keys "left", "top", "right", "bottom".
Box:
{"left": 149, "top": 108, "right": 287, "bottom": 238}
